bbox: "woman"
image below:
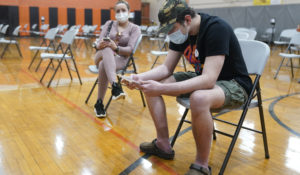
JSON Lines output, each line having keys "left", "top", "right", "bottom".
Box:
{"left": 94, "top": 0, "right": 141, "bottom": 117}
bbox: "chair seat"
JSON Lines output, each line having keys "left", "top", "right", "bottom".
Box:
{"left": 75, "top": 36, "right": 89, "bottom": 40}
{"left": 151, "top": 50, "right": 168, "bottom": 56}
{"left": 290, "top": 46, "right": 300, "bottom": 51}
{"left": 88, "top": 65, "right": 99, "bottom": 74}
{"left": 274, "top": 41, "right": 288, "bottom": 45}
{"left": 0, "top": 39, "right": 17, "bottom": 44}
{"left": 32, "top": 31, "right": 45, "bottom": 35}
{"left": 150, "top": 37, "right": 165, "bottom": 41}
{"left": 29, "top": 46, "right": 54, "bottom": 51}
{"left": 41, "top": 53, "right": 72, "bottom": 59}
{"left": 176, "top": 97, "right": 258, "bottom": 113}
{"left": 279, "top": 53, "right": 300, "bottom": 58}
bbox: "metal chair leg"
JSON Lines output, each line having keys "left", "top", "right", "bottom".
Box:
{"left": 151, "top": 56, "right": 160, "bottom": 69}
{"left": 15, "top": 43, "right": 23, "bottom": 57}
{"left": 40, "top": 59, "right": 53, "bottom": 83}
{"left": 256, "top": 84, "right": 270, "bottom": 159}
{"left": 274, "top": 57, "right": 285, "bottom": 79}
{"left": 28, "top": 50, "right": 40, "bottom": 69}
{"left": 64, "top": 60, "right": 73, "bottom": 80}
{"left": 71, "top": 59, "right": 82, "bottom": 85}
{"left": 85, "top": 78, "right": 98, "bottom": 104}
{"left": 0, "top": 44, "right": 9, "bottom": 58}
{"left": 47, "top": 59, "right": 63, "bottom": 88}
{"left": 290, "top": 58, "right": 294, "bottom": 78}
{"left": 171, "top": 108, "right": 189, "bottom": 147}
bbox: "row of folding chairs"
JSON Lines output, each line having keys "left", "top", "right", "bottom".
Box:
{"left": 274, "top": 32, "right": 300, "bottom": 79}
{"left": 28, "top": 27, "right": 82, "bottom": 88}
{"left": 0, "top": 25, "right": 23, "bottom": 58}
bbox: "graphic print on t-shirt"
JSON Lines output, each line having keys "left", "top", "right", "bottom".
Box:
{"left": 183, "top": 44, "right": 203, "bottom": 74}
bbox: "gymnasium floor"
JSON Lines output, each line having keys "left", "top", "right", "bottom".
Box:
{"left": 0, "top": 36, "right": 299, "bottom": 175}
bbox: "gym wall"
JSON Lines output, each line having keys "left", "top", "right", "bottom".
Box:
{"left": 0, "top": 0, "right": 141, "bottom": 35}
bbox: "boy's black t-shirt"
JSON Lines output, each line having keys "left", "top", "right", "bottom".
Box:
{"left": 169, "top": 13, "right": 253, "bottom": 95}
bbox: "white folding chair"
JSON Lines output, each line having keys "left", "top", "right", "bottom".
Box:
{"left": 40, "top": 29, "right": 82, "bottom": 88}
{"left": 28, "top": 28, "right": 59, "bottom": 70}
{"left": 33, "top": 24, "right": 49, "bottom": 36}
{"left": 274, "top": 33, "right": 300, "bottom": 79}
{"left": 85, "top": 35, "right": 146, "bottom": 111}
{"left": 171, "top": 40, "right": 270, "bottom": 175}
{"left": 273, "top": 29, "right": 297, "bottom": 52}
{"left": 0, "top": 24, "right": 9, "bottom": 38}
{"left": 150, "top": 36, "right": 187, "bottom": 71}
{"left": 234, "top": 28, "right": 257, "bottom": 40}
{"left": 234, "top": 31, "right": 250, "bottom": 40}
{"left": 0, "top": 25, "right": 22, "bottom": 58}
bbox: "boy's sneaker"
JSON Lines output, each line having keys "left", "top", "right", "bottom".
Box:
{"left": 94, "top": 99, "right": 106, "bottom": 118}
{"left": 112, "top": 82, "right": 125, "bottom": 100}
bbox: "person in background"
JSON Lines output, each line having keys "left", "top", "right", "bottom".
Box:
{"left": 93, "top": 0, "right": 141, "bottom": 117}
{"left": 123, "top": 0, "right": 252, "bottom": 174}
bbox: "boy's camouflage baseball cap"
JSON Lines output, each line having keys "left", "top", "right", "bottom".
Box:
{"left": 157, "top": 0, "right": 188, "bottom": 34}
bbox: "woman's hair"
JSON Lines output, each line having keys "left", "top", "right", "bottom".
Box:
{"left": 176, "top": 7, "right": 196, "bottom": 24}
{"left": 115, "top": 0, "right": 130, "bottom": 10}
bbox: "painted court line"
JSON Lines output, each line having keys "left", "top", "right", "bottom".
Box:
{"left": 21, "top": 69, "right": 178, "bottom": 175}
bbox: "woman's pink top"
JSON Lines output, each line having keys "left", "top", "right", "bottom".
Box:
{"left": 97, "top": 20, "right": 141, "bottom": 58}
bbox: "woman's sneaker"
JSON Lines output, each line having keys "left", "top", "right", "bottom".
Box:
{"left": 94, "top": 99, "right": 106, "bottom": 118}
{"left": 112, "top": 82, "right": 125, "bottom": 100}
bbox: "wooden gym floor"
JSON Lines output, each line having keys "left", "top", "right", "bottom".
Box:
{"left": 0, "top": 36, "right": 299, "bottom": 175}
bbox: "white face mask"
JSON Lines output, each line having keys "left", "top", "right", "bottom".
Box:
{"left": 168, "top": 28, "right": 189, "bottom": 44}
{"left": 115, "top": 12, "right": 129, "bottom": 23}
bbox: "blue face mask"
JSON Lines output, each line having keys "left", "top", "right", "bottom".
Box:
{"left": 168, "top": 28, "right": 189, "bottom": 44}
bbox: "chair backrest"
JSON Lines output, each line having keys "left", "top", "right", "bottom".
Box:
{"left": 280, "top": 29, "right": 297, "bottom": 39}
{"left": 40, "top": 24, "right": 49, "bottom": 30}
{"left": 289, "top": 33, "right": 300, "bottom": 46}
{"left": 69, "top": 25, "right": 76, "bottom": 30}
{"left": 45, "top": 28, "right": 59, "bottom": 40}
{"left": 132, "top": 35, "right": 143, "bottom": 54}
{"left": 235, "top": 31, "right": 249, "bottom": 40}
{"left": 60, "top": 29, "right": 79, "bottom": 45}
{"left": 1, "top": 25, "right": 9, "bottom": 34}
{"left": 247, "top": 30, "right": 257, "bottom": 40}
{"left": 234, "top": 27, "right": 249, "bottom": 33}
{"left": 32, "top": 24, "right": 37, "bottom": 30}
{"left": 12, "top": 25, "right": 21, "bottom": 36}
{"left": 239, "top": 40, "right": 270, "bottom": 75}
{"left": 235, "top": 28, "right": 256, "bottom": 40}
{"left": 23, "top": 24, "right": 28, "bottom": 29}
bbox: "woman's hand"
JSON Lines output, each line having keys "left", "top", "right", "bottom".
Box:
{"left": 108, "top": 39, "right": 118, "bottom": 51}
{"left": 97, "top": 40, "right": 110, "bottom": 50}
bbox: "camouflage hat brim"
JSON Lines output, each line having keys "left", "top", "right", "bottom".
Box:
{"left": 157, "top": 18, "right": 177, "bottom": 34}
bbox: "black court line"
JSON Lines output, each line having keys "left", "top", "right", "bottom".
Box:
{"left": 119, "top": 94, "right": 293, "bottom": 174}
{"left": 269, "top": 92, "right": 300, "bottom": 138}
{"left": 119, "top": 126, "right": 192, "bottom": 175}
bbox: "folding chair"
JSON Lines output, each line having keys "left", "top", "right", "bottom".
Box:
{"left": 0, "top": 25, "right": 9, "bottom": 39}
{"left": 274, "top": 33, "right": 300, "bottom": 79}
{"left": 150, "top": 36, "right": 187, "bottom": 71}
{"left": 234, "top": 28, "right": 257, "bottom": 40}
{"left": 28, "top": 28, "right": 59, "bottom": 70}
{"left": 33, "top": 24, "right": 49, "bottom": 36}
{"left": 234, "top": 31, "right": 249, "bottom": 40}
{"left": 171, "top": 40, "right": 270, "bottom": 175}
{"left": 85, "top": 35, "right": 146, "bottom": 111}
{"left": 40, "top": 29, "right": 82, "bottom": 88}
{"left": 0, "top": 26, "right": 22, "bottom": 58}
{"left": 272, "top": 29, "right": 297, "bottom": 53}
